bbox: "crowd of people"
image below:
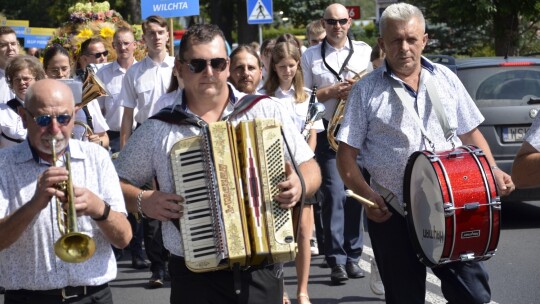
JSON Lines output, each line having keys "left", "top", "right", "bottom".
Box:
{"left": 0, "top": 2, "right": 537, "bottom": 304}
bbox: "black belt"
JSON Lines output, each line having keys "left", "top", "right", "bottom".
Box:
{"left": 6, "top": 283, "right": 108, "bottom": 301}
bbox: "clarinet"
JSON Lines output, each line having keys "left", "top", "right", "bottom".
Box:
{"left": 302, "top": 85, "right": 325, "bottom": 140}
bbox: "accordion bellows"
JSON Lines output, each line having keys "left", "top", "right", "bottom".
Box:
{"left": 171, "top": 118, "right": 296, "bottom": 272}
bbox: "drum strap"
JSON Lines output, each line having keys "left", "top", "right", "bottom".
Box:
{"left": 371, "top": 179, "right": 405, "bottom": 217}
{"left": 389, "top": 75, "right": 456, "bottom": 150}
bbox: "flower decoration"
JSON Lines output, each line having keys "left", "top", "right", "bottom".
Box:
{"left": 47, "top": 1, "right": 147, "bottom": 69}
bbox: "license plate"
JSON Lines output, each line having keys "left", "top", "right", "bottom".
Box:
{"left": 502, "top": 127, "right": 529, "bottom": 142}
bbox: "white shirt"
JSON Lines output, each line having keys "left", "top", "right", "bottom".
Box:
{"left": 0, "top": 98, "right": 25, "bottom": 148}
{"left": 260, "top": 86, "right": 324, "bottom": 134}
{"left": 150, "top": 89, "right": 182, "bottom": 116}
{"left": 0, "top": 69, "right": 15, "bottom": 103}
{"left": 0, "top": 139, "right": 127, "bottom": 290}
{"left": 118, "top": 55, "right": 175, "bottom": 124}
{"left": 301, "top": 38, "right": 372, "bottom": 120}
{"left": 115, "top": 85, "right": 315, "bottom": 257}
{"left": 524, "top": 114, "right": 540, "bottom": 151}
{"left": 96, "top": 60, "right": 137, "bottom": 131}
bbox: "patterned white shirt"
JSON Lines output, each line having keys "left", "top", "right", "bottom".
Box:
{"left": 97, "top": 60, "right": 137, "bottom": 131}
{"left": 524, "top": 114, "right": 540, "bottom": 151}
{"left": 337, "top": 57, "right": 484, "bottom": 207}
{"left": 260, "top": 86, "right": 324, "bottom": 134}
{"left": 0, "top": 139, "right": 127, "bottom": 290}
{"left": 118, "top": 55, "right": 175, "bottom": 124}
{"left": 301, "top": 38, "right": 372, "bottom": 121}
{"left": 0, "top": 98, "right": 25, "bottom": 148}
{"left": 0, "top": 69, "right": 15, "bottom": 103}
{"left": 115, "top": 85, "right": 315, "bottom": 257}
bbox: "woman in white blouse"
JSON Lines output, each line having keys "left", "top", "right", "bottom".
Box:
{"left": 261, "top": 41, "right": 324, "bottom": 304}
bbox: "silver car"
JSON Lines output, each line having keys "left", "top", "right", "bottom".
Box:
{"left": 430, "top": 56, "right": 540, "bottom": 201}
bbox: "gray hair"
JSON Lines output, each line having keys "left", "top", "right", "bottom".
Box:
{"left": 379, "top": 3, "right": 425, "bottom": 37}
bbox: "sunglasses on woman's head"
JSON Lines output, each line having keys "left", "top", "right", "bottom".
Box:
{"left": 186, "top": 58, "right": 228, "bottom": 73}
{"left": 23, "top": 108, "right": 72, "bottom": 127}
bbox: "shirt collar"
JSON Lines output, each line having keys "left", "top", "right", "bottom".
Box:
{"left": 383, "top": 56, "right": 436, "bottom": 96}
{"left": 15, "top": 139, "right": 86, "bottom": 165}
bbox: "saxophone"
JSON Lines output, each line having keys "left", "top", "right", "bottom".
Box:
{"left": 327, "top": 67, "right": 368, "bottom": 151}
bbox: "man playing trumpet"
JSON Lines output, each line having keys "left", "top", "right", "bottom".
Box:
{"left": 301, "top": 2, "right": 372, "bottom": 285}
{"left": 0, "top": 79, "right": 131, "bottom": 304}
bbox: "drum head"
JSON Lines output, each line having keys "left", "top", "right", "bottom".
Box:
{"left": 405, "top": 152, "right": 446, "bottom": 267}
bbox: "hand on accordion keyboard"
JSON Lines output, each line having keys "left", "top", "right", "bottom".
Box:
{"left": 139, "top": 190, "right": 184, "bottom": 221}
{"left": 274, "top": 162, "right": 302, "bottom": 209}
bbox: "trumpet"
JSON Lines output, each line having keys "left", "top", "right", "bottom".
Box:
{"left": 79, "top": 67, "right": 109, "bottom": 108}
{"left": 327, "top": 67, "right": 368, "bottom": 151}
{"left": 51, "top": 138, "right": 96, "bottom": 263}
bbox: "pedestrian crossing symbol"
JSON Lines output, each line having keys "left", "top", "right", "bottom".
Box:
{"left": 247, "top": 0, "right": 273, "bottom": 24}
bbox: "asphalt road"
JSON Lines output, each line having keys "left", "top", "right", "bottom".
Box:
{"left": 2, "top": 200, "right": 539, "bottom": 304}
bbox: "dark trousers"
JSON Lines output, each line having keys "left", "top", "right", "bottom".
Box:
{"left": 368, "top": 204, "right": 491, "bottom": 304}
{"left": 128, "top": 213, "right": 145, "bottom": 259}
{"left": 143, "top": 217, "right": 169, "bottom": 273}
{"left": 315, "top": 124, "right": 363, "bottom": 267}
{"left": 4, "top": 285, "right": 113, "bottom": 304}
{"left": 312, "top": 193, "right": 325, "bottom": 254}
{"left": 168, "top": 256, "right": 282, "bottom": 304}
{"left": 106, "top": 130, "right": 120, "bottom": 154}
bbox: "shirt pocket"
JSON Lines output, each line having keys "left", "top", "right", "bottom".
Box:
{"left": 312, "top": 60, "right": 337, "bottom": 84}
{"left": 135, "top": 79, "right": 155, "bottom": 106}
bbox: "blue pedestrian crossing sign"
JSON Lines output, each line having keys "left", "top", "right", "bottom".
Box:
{"left": 247, "top": 0, "right": 273, "bottom": 24}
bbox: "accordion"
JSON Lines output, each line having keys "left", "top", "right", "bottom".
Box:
{"left": 170, "top": 118, "right": 296, "bottom": 272}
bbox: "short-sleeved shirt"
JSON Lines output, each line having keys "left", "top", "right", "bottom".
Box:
{"left": 0, "top": 69, "right": 15, "bottom": 103}
{"left": 118, "top": 55, "right": 175, "bottom": 124}
{"left": 337, "top": 57, "right": 484, "bottom": 207}
{"left": 96, "top": 60, "right": 137, "bottom": 131}
{"left": 260, "top": 86, "right": 324, "bottom": 134}
{"left": 0, "top": 139, "right": 127, "bottom": 290}
{"left": 0, "top": 98, "right": 25, "bottom": 148}
{"left": 301, "top": 38, "right": 372, "bottom": 121}
{"left": 524, "top": 114, "right": 540, "bottom": 151}
{"left": 115, "top": 85, "right": 315, "bottom": 257}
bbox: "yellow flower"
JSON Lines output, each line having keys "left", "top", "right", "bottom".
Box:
{"left": 77, "top": 28, "right": 94, "bottom": 40}
{"left": 100, "top": 27, "right": 115, "bottom": 38}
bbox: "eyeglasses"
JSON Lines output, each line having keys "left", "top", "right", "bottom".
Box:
{"left": 13, "top": 76, "right": 35, "bottom": 84}
{"left": 85, "top": 50, "right": 109, "bottom": 58}
{"left": 324, "top": 18, "right": 349, "bottom": 26}
{"left": 185, "top": 58, "right": 228, "bottom": 73}
{"left": 23, "top": 108, "right": 73, "bottom": 127}
{"left": 114, "top": 41, "right": 135, "bottom": 47}
{"left": 0, "top": 41, "right": 19, "bottom": 49}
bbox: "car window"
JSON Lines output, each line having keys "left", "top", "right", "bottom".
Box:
{"left": 477, "top": 70, "right": 540, "bottom": 100}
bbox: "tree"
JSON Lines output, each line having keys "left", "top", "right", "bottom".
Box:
{"left": 410, "top": 0, "right": 540, "bottom": 56}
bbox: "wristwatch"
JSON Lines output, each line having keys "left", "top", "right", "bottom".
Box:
{"left": 92, "top": 201, "right": 111, "bottom": 221}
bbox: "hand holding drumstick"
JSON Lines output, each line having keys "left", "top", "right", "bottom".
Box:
{"left": 345, "top": 190, "right": 379, "bottom": 209}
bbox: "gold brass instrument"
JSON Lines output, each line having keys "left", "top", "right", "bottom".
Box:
{"left": 51, "top": 138, "right": 96, "bottom": 263}
{"left": 327, "top": 67, "right": 368, "bottom": 151}
{"left": 73, "top": 120, "right": 94, "bottom": 139}
{"left": 79, "top": 67, "right": 109, "bottom": 108}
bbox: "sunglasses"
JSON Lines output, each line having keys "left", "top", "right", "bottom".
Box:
{"left": 186, "top": 58, "right": 228, "bottom": 73}
{"left": 24, "top": 108, "right": 73, "bottom": 127}
{"left": 324, "top": 18, "right": 349, "bottom": 26}
{"left": 86, "top": 50, "right": 109, "bottom": 58}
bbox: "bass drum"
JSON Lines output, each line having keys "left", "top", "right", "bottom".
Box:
{"left": 403, "top": 145, "right": 501, "bottom": 267}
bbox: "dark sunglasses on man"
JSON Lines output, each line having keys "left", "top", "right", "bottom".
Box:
{"left": 23, "top": 108, "right": 73, "bottom": 127}
{"left": 324, "top": 18, "right": 349, "bottom": 26}
{"left": 86, "top": 50, "right": 109, "bottom": 59}
{"left": 185, "top": 58, "right": 228, "bottom": 73}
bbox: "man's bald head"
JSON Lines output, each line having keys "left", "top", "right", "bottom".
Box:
{"left": 25, "top": 79, "right": 75, "bottom": 112}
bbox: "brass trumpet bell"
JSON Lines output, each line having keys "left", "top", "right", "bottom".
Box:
{"left": 79, "top": 67, "right": 109, "bottom": 108}
{"left": 54, "top": 232, "right": 96, "bottom": 263}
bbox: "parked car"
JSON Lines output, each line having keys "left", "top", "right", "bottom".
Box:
{"left": 428, "top": 55, "right": 540, "bottom": 201}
